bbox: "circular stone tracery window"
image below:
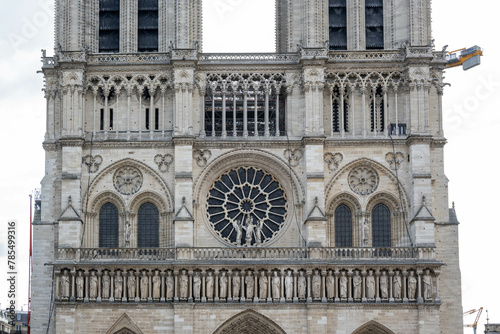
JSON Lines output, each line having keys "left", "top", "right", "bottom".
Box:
{"left": 206, "top": 167, "right": 288, "bottom": 247}
{"left": 113, "top": 167, "right": 143, "bottom": 195}
{"left": 348, "top": 166, "right": 379, "bottom": 195}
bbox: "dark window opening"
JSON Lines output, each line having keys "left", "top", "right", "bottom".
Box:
{"left": 205, "top": 89, "right": 286, "bottom": 137}
{"left": 138, "top": 0, "right": 159, "bottom": 52}
{"left": 155, "top": 108, "right": 159, "bottom": 130}
{"left": 109, "top": 108, "right": 113, "bottom": 130}
{"left": 329, "top": 0, "right": 347, "bottom": 50}
{"left": 335, "top": 204, "right": 352, "bottom": 247}
{"left": 99, "top": 202, "right": 119, "bottom": 248}
{"left": 389, "top": 123, "right": 407, "bottom": 135}
{"left": 100, "top": 108, "right": 105, "bottom": 131}
{"left": 145, "top": 108, "right": 150, "bottom": 130}
{"left": 365, "top": 0, "right": 384, "bottom": 49}
{"left": 372, "top": 204, "right": 391, "bottom": 247}
{"left": 99, "top": 0, "right": 120, "bottom": 53}
{"left": 138, "top": 202, "right": 159, "bottom": 248}
{"left": 370, "top": 86, "right": 385, "bottom": 132}
{"left": 332, "top": 86, "right": 349, "bottom": 133}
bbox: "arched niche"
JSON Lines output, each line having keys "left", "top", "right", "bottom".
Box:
{"left": 212, "top": 310, "right": 287, "bottom": 334}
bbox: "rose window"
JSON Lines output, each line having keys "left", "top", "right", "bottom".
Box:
{"left": 113, "top": 167, "right": 143, "bottom": 195}
{"left": 348, "top": 166, "right": 379, "bottom": 195}
{"left": 206, "top": 167, "right": 287, "bottom": 246}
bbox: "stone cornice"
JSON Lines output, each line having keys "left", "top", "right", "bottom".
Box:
{"left": 82, "top": 141, "right": 173, "bottom": 150}
{"left": 194, "top": 138, "right": 303, "bottom": 149}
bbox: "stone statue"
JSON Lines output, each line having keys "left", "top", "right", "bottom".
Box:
{"left": 408, "top": 271, "right": 417, "bottom": 300}
{"left": 125, "top": 221, "right": 131, "bottom": 247}
{"left": 244, "top": 216, "right": 255, "bottom": 246}
{"left": 193, "top": 272, "right": 201, "bottom": 299}
{"left": 61, "top": 270, "right": 70, "bottom": 299}
{"left": 140, "top": 271, "right": 149, "bottom": 299}
{"left": 89, "top": 271, "right": 98, "bottom": 299}
{"left": 232, "top": 218, "right": 243, "bottom": 246}
{"left": 259, "top": 271, "right": 268, "bottom": 299}
{"left": 245, "top": 272, "right": 254, "bottom": 298}
{"left": 363, "top": 220, "right": 370, "bottom": 246}
{"left": 220, "top": 271, "right": 228, "bottom": 299}
{"left": 206, "top": 271, "right": 214, "bottom": 299}
{"left": 232, "top": 272, "right": 241, "bottom": 299}
{"left": 285, "top": 271, "right": 293, "bottom": 300}
{"left": 326, "top": 271, "right": 334, "bottom": 299}
{"left": 152, "top": 270, "right": 161, "bottom": 299}
{"left": 423, "top": 270, "right": 433, "bottom": 300}
{"left": 114, "top": 271, "right": 123, "bottom": 299}
{"left": 393, "top": 271, "right": 402, "bottom": 299}
{"left": 76, "top": 271, "right": 84, "bottom": 299}
{"left": 380, "top": 271, "right": 388, "bottom": 299}
{"left": 255, "top": 219, "right": 265, "bottom": 245}
{"left": 298, "top": 271, "right": 306, "bottom": 299}
{"left": 339, "top": 272, "right": 348, "bottom": 299}
{"left": 166, "top": 271, "right": 174, "bottom": 300}
{"left": 271, "top": 271, "right": 280, "bottom": 299}
{"left": 127, "top": 271, "right": 136, "bottom": 299}
{"left": 353, "top": 271, "right": 362, "bottom": 299}
{"left": 102, "top": 271, "right": 110, "bottom": 299}
{"left": 312, "top": 270, "right": 321, "bottom": 299}
{"left": 366, "top": 271, "right": 375, "bottom": 299}
{"left": 179, "top": 270, "right": 189, "bottom": 299}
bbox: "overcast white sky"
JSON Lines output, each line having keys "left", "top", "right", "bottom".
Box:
{"left": 0, "top": 1, "right": 498, "bottom": 332}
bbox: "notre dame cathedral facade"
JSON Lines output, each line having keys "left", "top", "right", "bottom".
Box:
{"left": 33, "top": 0, "right": 464, "bottom": 333}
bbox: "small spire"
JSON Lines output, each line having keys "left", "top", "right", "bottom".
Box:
{"left": 452, "top": 201, "right": 455, "bottom": 209}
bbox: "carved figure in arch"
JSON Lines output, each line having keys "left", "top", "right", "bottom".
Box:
{"left": 166, "top": 271, "right": 174, "bottom": 300}
{"left": 339, "top": 271, "right": 348, "bottom": 299}
{"left": 140, "top": 271, "right": 149, "bottom": 300}
{"left": 114, "top": 271, "right": 123, "bottom": 299}
{"left": 245, "top": 271, "right": 254, "bottom": 298}
{"left": 89, "top": 271, "right": 98, "bottom": 299}
{"left": 193, "top": 271, "right": 201, "bottom": 299}
{"left": 312, "top": 270, "right": 321, "bottom": 299}
{"left": 232, "top": 272, "right": 241, "bottom": 299}
{"left": 380, "top": 271, "right": 389, "bottom": 299}
{"left": 124, "top": 221, "right": 131, "bottom": 248}
{"left": 61, "top": 270, "right": 70, "bottom": 299}
{"left": 408, "top": 271, "right": 417, "bottom": 300}
{"left": 298, "top": 271, "right": 306, "bottom": 299}
{"left": 259, "top": 271, "right": 268, "bottom": 299}
{"left": 76, "top": 271, "right": 84, "bottom": 299}
{"left": 127, "top": 271, "right": 136, "bottom": 300}
{"left": 326, "top": 271, "right": 335, "bottom": 299}
{"left": 423, "top": 270, "right": 433, "bottom": 300}
{"left": 285, "top": 270, "right": 293, "bottom": 300}
{"left": 206, "top": 271, "right": 214, "bottom": 299}
{"left": 255, "top": 219, "right": 265, "bottom": 246}
{"left": 393, "top": 271, "right": 402, "bottom": 299}
{"left": 102, "top": 271, "right": 111, "bottom": 299}
{"left": 220, "top": 271, "right": 228, "bottom": 299}
{"left": 272, "top": 271, "right": 280, "bottom": 299}
{"left": 366, "top": 270, "right": 375, "bottom": 299}
{"left": 353, "top": 271, "right": 362, "bottom": 299}
{"left": 179, "top": 270, "right": 189, "bottom": 299}
{"left": 152, "top": 270, "right": 161, "bottom": 299}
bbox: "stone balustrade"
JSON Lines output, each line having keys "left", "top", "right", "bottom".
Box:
{"left": 328, "top": 50, "right": 404, "bottom": 62}
{"left": 56, "top": 247, "right": 436, "bottom": 263}
{"left": 55, "top": 265, "right": 441, "bottom": 305}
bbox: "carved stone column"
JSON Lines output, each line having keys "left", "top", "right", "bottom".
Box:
{"left": 201, "top": 270, "right": 206, "bottom": 303}
{"left": 84, "top": 271, "right": 89, "bottom": 302}
{"left": 109, "top": 271, "right": 115, "bottom": 303}
{"left": 361, "top": 270, "right": 367, "bottom": 303}
{"left": 347, "top": 270, "right": 353, "bottom": 303}
{"left": 389, "top": 270, "right": 394, "bottom": 303}
{"left": 321, "top": 270, "right": 327, "bottom": 303}
{"left": 174, "top": 270, "right": 179, "bottom": 302}
{"left": 293, "top": 271, "right": 298, "bottom": 303}
{"left": 417, "top": 270, "right": 424, "bottom": 303}
{"left": 307, "top": 270, "right": 312, "bottom": 303}
{"left": 135, "top": 271, "right": 140, "bottom": 303}
{"left": 215, "top": 270, "right": 220, "bottom": 302}
{"left": 161, "top": 271, "right": 166, "bottom": 302}
{"left": 334, "top": 270, "right": 340, "bottom": 303}
{"left": 403, "top": 270, "right": 409, "bottom": 303}
{"left": 280, "top": 269, "right": 286, "bottom": 303}
{"left": 375, "top": 270, "right": 381, "bottom": 303}
{"left": 70, "top": 270, "right": 76, "bottom": 302}
{"left": 188, "top": 270, "right": 194, "bottom": 303}
{"left": 97, "top": 270, "right": 102, "bottom": 303}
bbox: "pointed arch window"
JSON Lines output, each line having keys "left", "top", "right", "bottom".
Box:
{"left": 365, "top": 0, "right": 384, "bottom": 49}
{"left": 99, "top": 202, "right": 119, "bottom": 248}
{"left": 138, "top": 202, "right": 159, "bottom": 248}
{"left": 138, "top": 0, "right": 159, "bottom": 52}
{"left": 370, "top": 86, "right": 385, "bottom": 133}
{"left": 332, "top": 86, "right": 349, "bottom": 133}
{"left": 372, "top": 203, "right": 391, "bottom": 247}
{"left": 335, "top": 204, "right": 352, "bottom": 247}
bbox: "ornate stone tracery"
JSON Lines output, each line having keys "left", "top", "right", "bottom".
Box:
{"left": 113, "top": 167, "right": 143, "bottom": 195}
{"left": 206, "top": 167, "right": 287, "bottom": 247}
{"left": 348, "top": 166, "right": 379, "bottom": 196}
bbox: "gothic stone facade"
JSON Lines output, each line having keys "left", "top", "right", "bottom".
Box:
{"left": 33, "top": 0, "right": 463, "bottom": 333}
